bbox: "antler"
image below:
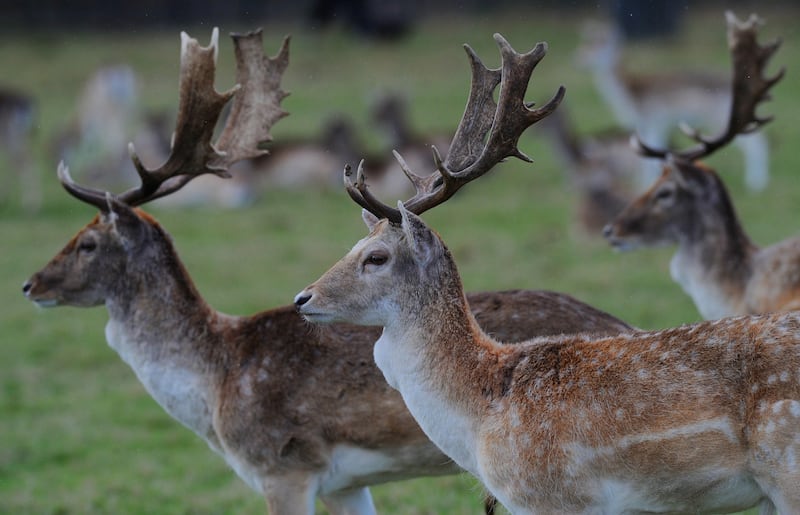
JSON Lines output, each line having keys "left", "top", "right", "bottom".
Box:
{"left": 59, "top": 28, "right": 290, "bottom": 210}
{"left": 345, "top": 33, "right": 565, "bottom": 223}
{"left": 634, "top": 11, "right": 784, "bottom": 162}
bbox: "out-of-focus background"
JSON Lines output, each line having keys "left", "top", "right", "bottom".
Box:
{"left": 2, "top": 1, "right": 798, "bottom": 513}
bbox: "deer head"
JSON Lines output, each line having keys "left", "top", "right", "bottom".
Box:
{"left": 23, "top": 28, "right": 289, "bottom": 308}
{"left": 295, "top": 33, "right": 564, "bottom": 322}
{"left": 604, "top": 157, "right": 743, "bottom": 250}
{"left": 605, "top": 11, "right": 783, "bottom": 251}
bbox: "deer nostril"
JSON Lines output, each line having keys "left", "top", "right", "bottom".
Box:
{"left": 602, "top": 224, "right": 613, "bottom": 239}
{"left": 294, "top": 292, "right": 312, "bottom": 307}
{"left": 22, "top": 280, "right": 32, "bottom": 295}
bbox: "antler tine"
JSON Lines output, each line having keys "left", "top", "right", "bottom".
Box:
{"left": 344, "top": 161, "right": 402, "bottom": 220}
{"left": 347, "top": 33, "right": 564, "bottom": 223}
{"left": 112, "top": 28, "right": 289, "bottom": 206}
{"left": 634, "top": 11, "right": 784, "bottom": 162}
{"left": 214, "top": 30, "right": 290, "bottom": 167}
{"left": 57, "top": 161, "right": 109, "bottom": 211}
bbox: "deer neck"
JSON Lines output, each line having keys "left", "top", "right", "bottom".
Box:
{"left": 103, "top": 236, "right": 226, "bottom": 446}
{"left": 373, "top": 260, "right": 498, "bottom": 476}
{"left": 670, "top": 198, "right": 758, "bottom": 319}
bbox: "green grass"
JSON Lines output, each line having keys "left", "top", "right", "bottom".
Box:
{"left": 2, "top": 4, "right": 798, "bottom": 513}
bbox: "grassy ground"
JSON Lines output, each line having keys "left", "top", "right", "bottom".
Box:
{"left": 2, "top": 3, "right": 799, "bottom": 513}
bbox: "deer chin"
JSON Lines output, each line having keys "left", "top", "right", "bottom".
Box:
{"left": 29, "top": 297, "right": 59, "bottom": 308}
{"left": 297, "top": 308, "right": 338, "bottom": 325}
{"left": 606, "top": 235, "right": 641, "bottom": 252}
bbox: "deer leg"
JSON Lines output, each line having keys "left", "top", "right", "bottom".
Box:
{"left": 262, "top": 472, "right": 318, "bottom": 515}
{"left": 320, "top": 487, "right": 377, "bottom": 515}
{"left": 734, "top": 131, "right": 769, "bottom": 192}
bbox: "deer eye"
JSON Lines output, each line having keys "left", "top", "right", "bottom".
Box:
{"left": 78, "top": 240, "right": 97, "bottom": 253}
{"left": 364, "top": 253, "right": 388, "bottom": 267}
{"left": 654, "top": 188, "right": 674, "bottom": 202}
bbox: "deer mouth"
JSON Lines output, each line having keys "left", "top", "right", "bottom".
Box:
{"left": 31, "top": 298, "right": 59, "bottom": 308}
{"left": 23, "top": 279, "right": 60, "bottom": 307}
{"left": 603, "top": 224, "right": 636, "bottom": 251}
{"left": 603, "top": 229, "right": 642, "bottom": 252}
{"left": 25, "top": 291, "right": 60, "bottom": 308}
{"left": 607, "top": 237, "right": 641, "bottom": 252}
{"left": 297, "top": 308, "right": 337, "bottom": 325}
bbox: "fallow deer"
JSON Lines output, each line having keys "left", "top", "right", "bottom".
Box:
{"left": 0, "top": 87, "right": 39, "bottom": 212}
{"left": 604, "top": 12, "right": 789, "bottom": 321}
{"left": 578, "top": 15, "right": 772, "bottom": 191}
{"left": 23, "top": 28, "right": 633, "bottom": 514}
{"left": 295, "top": 29, "right": 800, "bottom": 515}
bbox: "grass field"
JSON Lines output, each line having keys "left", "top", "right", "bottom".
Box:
{"left": 2, "top": 3, "right": 799, "bottom": 513}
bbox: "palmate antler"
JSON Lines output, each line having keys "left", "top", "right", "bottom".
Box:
{"left": 634, "top": 11, "right": 784, "bottom": 162}
{"left": 346, "top": 33, "right": 565, "bottom": 223}
{"left": 59, "top": 28, "right": 290, "bottom": 210}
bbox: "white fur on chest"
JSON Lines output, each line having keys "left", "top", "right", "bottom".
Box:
{"left": 373, "top": 331, "right": 479, "bottom": 476}
{"left": 670, "top": 252, "right": 738, "bottom": 320}
{"left": 104, "top": 319, "right": 217, "bottom": 447}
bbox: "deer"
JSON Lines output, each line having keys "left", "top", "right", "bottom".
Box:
{"left": 577, "top": 15, "right": 772, "bottom": 192}
{"left": 295, "top": 27, "right": 800, "bottom": 515}
{"left": 0, "top": 87, "right": 39, "bottom": 212}
{"left": 22, "top": 28, "right": 636, "bottom": 514}
{"left": 603, "top": 11, "right": 790, "bottom": 321}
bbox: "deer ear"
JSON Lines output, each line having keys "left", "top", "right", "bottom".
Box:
{"left": 104, "top": 194, "right": 146, "bottom": 249}
{"left": 398, "top": 202, "right": 443, "bottom": 266}
{"left": 362, "top": 209, "right": 380, "bottom": 231}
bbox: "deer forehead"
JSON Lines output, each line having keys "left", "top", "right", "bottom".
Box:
{"left": 350, "top": 223, "right": 404, "bottom": 255}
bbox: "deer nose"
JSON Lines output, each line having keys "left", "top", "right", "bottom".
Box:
{"left": 22, "top": 280, "right": 33, "bottom": 296}
{"left": 294, "top": 291, "right": 312, "bottom": 308}
{"left": 602, "top": 224, "right": 614, "bottom": 239}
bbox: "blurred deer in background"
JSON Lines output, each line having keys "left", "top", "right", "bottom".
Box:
{"left": 296, "top": 25, "right": 800, "bottom": 515}
{"left": 541, "top": 105, "right": 643, "bottom": 236}
{"left": 367, "top": 92, "right": 453, "bottom": 197}
{"left": 604, "top": 12, "right": 790, "bottom": 320}
{"left": 22, "top": 28, "right": 634, "bottom": 514}
{"left": 578, "top": 15, "right": 772, "bottom": 192}
{"left": 154, "top": 114, "right": 362, "bottom": 208}
{"left": 52, "top": 64, "right": 172, "bottom": 191}
{"left": 0, "top": 87, "right": 39, "bottom": 212}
